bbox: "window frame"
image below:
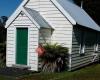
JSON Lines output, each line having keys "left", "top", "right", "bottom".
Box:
{"left": 94, "top": 33, "right": 98, "bottom": 52}
{"left": 79, "top": 30, "right": 85, "bottom": 55}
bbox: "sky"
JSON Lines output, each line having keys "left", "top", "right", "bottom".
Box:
{"left": 0, "top": 0, "right": 22, "bottom": 17}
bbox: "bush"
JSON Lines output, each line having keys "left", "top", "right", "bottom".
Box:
{"left": 40, "top": 43, "right": 69, "bottom": 72}
{"left": 0, "top": 42, "right": 6, "bottom": 53}
{"left": 0, "top": 42, "right": 6, "bottom": 67}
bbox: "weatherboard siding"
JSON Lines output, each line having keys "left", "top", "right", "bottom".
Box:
{"left": 12, "top": 13, "right": 33, "bottom": 25}
{"left": 26, "top": 0, "right": 39, "bottom": 11}
{"left": 39, "top": 0, "right": 73, "bottom": 53}
{"left": 70, "top": 26, "right": 99, "bottom": 70}
{"left": 6, "top": 24, "right": 16, "bottom": 67}
{"left": 28, "top": 27, "right": 38, "bottom": 71}
{"left": 7, "top": 13, "right": 39, "bottom": 71}
{"left": 39, "top": 28, "right": 51, "bottom": 44}
{"left": 24, "top": 0, "right": 73, "bottom": 52}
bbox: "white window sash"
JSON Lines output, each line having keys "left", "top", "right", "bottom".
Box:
{"left": 94, "top": 43, "right": 98, "bottom": 52}
{"left": 79, "top": 31, "right": 85, "bottom": 54}
{"left": 79, "top": 43, "right": 85, "bottom": 54}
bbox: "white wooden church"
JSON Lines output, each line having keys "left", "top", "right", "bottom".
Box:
{"left": 5, "top": 0, "right": 100, "bottom": 71}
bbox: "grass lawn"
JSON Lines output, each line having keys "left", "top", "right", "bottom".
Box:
{"left": 0, "top": 75, "right": 12, "bottom": 80}
{"left": 0, "top": 63, "right": 100, "bottom": 80}
{"left": 19, "top": 63, "right": 100, "bottom": 80}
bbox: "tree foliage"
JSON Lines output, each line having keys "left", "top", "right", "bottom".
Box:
{"left": 0, "top": 16, "right": 8, "bottom": 43}
{"left": 0, "top": 16, "right": 7, "bottom": 67}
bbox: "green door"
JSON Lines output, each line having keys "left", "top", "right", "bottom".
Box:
{"left": 16, "top": 28, "right": 28, "bottom": 65}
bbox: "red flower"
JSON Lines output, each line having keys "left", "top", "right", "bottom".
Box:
{"left": 36, "top": 44, "right": 45, "bottom": 57}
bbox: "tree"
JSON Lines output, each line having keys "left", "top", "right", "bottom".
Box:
{"left": 0, "top": 16, "right": 8, "bottom": 43}
{"left": 1, "top": 16, "right": 8, "bottom": 26}
{"left": 0, "top": 16, "right": 8, "bottom": 67}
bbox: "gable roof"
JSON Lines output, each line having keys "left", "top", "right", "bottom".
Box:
{"left": 5, "top": 7, "right": 51, "bottom": 29}
{"left": 51, "top": 0, "right": 100, "bottom": 31}
{"left": 24, "top": 7, "right": 51, "bottom": 28}
{"left": 5, "top": 3, "right": 51, "bottom": 29}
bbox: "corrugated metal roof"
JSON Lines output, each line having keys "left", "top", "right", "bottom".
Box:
{"left": 51, "top": 0, "right": 100, "bottom": 31}
{"left": 24, "top": 7, "right": 51, "bottom": 28}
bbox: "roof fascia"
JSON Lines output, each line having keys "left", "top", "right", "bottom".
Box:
{"left": 50, "top": 0, "right": 76, "bottom": 25}
{"left": 5, "top": 0, "right": 29, "bottom": 28}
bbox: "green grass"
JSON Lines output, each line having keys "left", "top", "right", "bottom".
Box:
{"left": 0, "top": 63, "right": 100, "bottom": 80}
{"left": 0, "top": 75, "right": 9, "bottom": 80}
{"left": 19, "top": 63, "right": 100, "bottom": 80}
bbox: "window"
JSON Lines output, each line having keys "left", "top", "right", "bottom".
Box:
{"left": 94, "top": 33, "right": 98, "bottom": 52}
{"left": 79, "top": 31, "right": 85, "bottom": 55}
{"left": 80, "top": 43, "right": 85, "bottom": 54}
{"left": 94, "top": 43, "right": 98, "bottom": 52}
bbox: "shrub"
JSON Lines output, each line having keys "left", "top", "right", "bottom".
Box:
{"left": 0, "top": 42, "right": 6, "bottom": 67}
{"left": 0, "top": 42, "right": 6, "bottom": 53}
{"left": 40, "top": 43, "right": 69, "bottom": 72}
